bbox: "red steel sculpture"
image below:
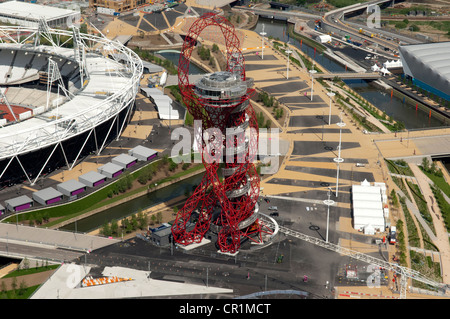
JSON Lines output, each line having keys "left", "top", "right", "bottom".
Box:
{"left": 171, "top": 12, "right": 271, "bottom": 253}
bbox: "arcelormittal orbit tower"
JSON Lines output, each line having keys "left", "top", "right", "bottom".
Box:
{"left": 171, "top": 13, "right": 274, "bottom": 254}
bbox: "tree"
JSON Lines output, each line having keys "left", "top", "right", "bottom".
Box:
{"left": 111, "top": 219, "right": 119, "bottom": 236}
{"left": 390, "top": 189, "right": 399, "bottom": 208}
{"left": 169, "top": 159, "right": 178, "bottom": 171}
{"left": 137, "top": 212, "right": 148, "bottom": 230}
{"left": 150, "top": 214, "right": 156, "bottom": 225}
{"left": 156, "top": 212, "right": 163, "bottom": 224}
{"left": 11, "top": 277, "right": 17, "bottom": 292}
{"left": 421, "top": 157, "right": 430, "bottom": 172}
{"left": 101, "top": 222, "right": 111, "bottom": 237}
{"left": 18, "top": 280, "right": 27, "bottom": 296}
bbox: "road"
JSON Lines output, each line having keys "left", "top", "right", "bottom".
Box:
{"left": 0, "top": 241, "right": 83, "bottom": 262}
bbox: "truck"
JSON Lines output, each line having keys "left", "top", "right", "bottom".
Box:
{"left": 389, "top": 226, "right": 397, "bottom": 244}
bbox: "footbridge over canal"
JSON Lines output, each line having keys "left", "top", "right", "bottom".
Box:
{"left": 312, "top": 72, "right": 381, "bottom": 80}
{"left": 0, "top": 223, "right": 119, "bottom": 262}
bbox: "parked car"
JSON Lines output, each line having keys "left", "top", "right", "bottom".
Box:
{"left": 268, "top": 206, "right": 278, "bottom": 211}
{"left": 270, "top": 212, "right": 279, "bottom": 217}
{"left": 389, "top": 226, "right": 397, "bottom": 244}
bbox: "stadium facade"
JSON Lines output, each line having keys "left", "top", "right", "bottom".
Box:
{"left": 0, "top": 20, "right": 142, "bottom": 188}
{"left": 399, "top": 42, "right": 450, "bottom": 102}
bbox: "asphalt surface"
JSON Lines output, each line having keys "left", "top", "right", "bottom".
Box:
{"left": 65, "top": 192, "right": 389, "bottom": 299}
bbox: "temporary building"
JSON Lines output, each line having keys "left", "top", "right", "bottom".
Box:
{"left": 5, "top": 195, "right": 33, "bottom": 212}
{"left": 79, "top": 171, "right": 107, "bottom": 188}
{"left": 32, "top": 187, "right": 63, "bottom": 206}
{"left": 352, "top": 184, "right": 382, "bottom": 195}
{"left": 97, "top": 162, "right": 124, "bottom": 179}
{"left": 128, "top": 145, "right": 158, "bottom": 162}
{"left": 152, "top": 95, "right": 180, "bottom": 120}
{"left": 140, "top": 88, "right": 179, "bottom": 120}
{"left": 57, "top": 179, "right": 87, "bottom": 197}
{"left": 351, "top": 180, "right": 385, "bottom": 233}
{"left": 112, "top": 153, "right": 138, "bottom": 169}
{"left": 352, "top": 200, "right": 383, "bottom": 210}
{"left": 316, "top": 34, "right": 332, "bottom": 43}
{"left": 353, "top": 215, "right": 385, "bottom": 233}
{"left": 383, "top": 60, "right": 402, "bottom": 69}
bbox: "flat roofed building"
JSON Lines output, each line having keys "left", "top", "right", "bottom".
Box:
{"left": 32, "top": 187, "right": 63, "bottom": 206}
{"left": 79, "top": 171, "right": 107, "bottom": 188}
{"left": 150, "top": 224, "right": 172, "bottom": 246}
{"left": 0, "top": 204, "right": 5, "bottom": 215}
{"left": 128, "top": 145, "right": 157, "bottom": 162}
{"left": 112, "top": 153, "right": 138, "bottom": 169}
{"left": 89, "top": 0, "right": 150, "bottom": 13}
{"left": 97, "top": 162, "right": 124, "bottom": 179}
{"left": 57, "top": 179, "right": 87, "bottom": 197}
{"left": 5, "top": 195, "right": 33, "bottom": 212}
{"left": 0, "top": 1, "right": 81, "bottom": 28}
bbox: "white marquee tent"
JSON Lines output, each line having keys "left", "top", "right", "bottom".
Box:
{"left": 352, "top": 179, "right": 386, "bottom": 234}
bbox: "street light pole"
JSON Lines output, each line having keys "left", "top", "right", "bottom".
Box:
{"left": 260, "top": 24, "right": 266, "bottom": 60}
{"left": 323, "top": 187, "right": 335, "bottom": 243}
{"left": 327, "top": 90, "right": 335, "bottom": 125}
{"left": 309, "top": 68, "right": 317, "bottom": 101}
{"left": 334, "top": 112, "right": 346, "bottom": 197}
{"left": 286, "top": 46, "right": 292, "bottom": 80}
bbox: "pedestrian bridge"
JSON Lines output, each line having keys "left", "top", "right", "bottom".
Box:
{"left": 312, "top": 72, "right": 381, "bottom": 80}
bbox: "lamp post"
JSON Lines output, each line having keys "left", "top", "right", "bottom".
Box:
{"left": 327, "top": 90, "right": 335, "bottom": 125}
{"left": 260, "top": 24, "right": 266, "bottom": 60}
{"left": 286, "top": 46, "right": 292, "bottom": 80}
{"left": 309, "top": 69, "right": 317, "bottom": 101}
{"left": 334, "top": 112, "right": 345, "bottom": 197}
{"left": 323, "top": 187, "right": 335, "bottom": 243}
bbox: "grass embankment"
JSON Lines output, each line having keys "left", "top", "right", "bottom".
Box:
{"left": 287, "top": 25, "right": 326, "bottom": 54}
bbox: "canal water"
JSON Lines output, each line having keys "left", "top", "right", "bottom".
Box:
{"left": 252, "top": 18, "right": 446, "bottom": 129}
{"left": 156, "top": 50, "right": 206, "bottom": 75}
{"left": 60, "top": 173, "right": 204, "bottom": 233}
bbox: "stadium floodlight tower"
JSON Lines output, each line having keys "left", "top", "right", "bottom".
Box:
{"left": 172, "top": 13, "right": 274, "bottom": 254}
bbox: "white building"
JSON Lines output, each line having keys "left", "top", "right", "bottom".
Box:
{"left": 316, "top": 34, "right": 332, "bottom": 43}
{"left": 0, "top": 1, "right": 81, "bottom": 28}
{"left": 351, "top": 179, "right": 387, "bottom": 234}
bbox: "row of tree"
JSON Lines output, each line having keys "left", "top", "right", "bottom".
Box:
{"left": 100, "top": 211, "right": 154, "bottom": 237}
